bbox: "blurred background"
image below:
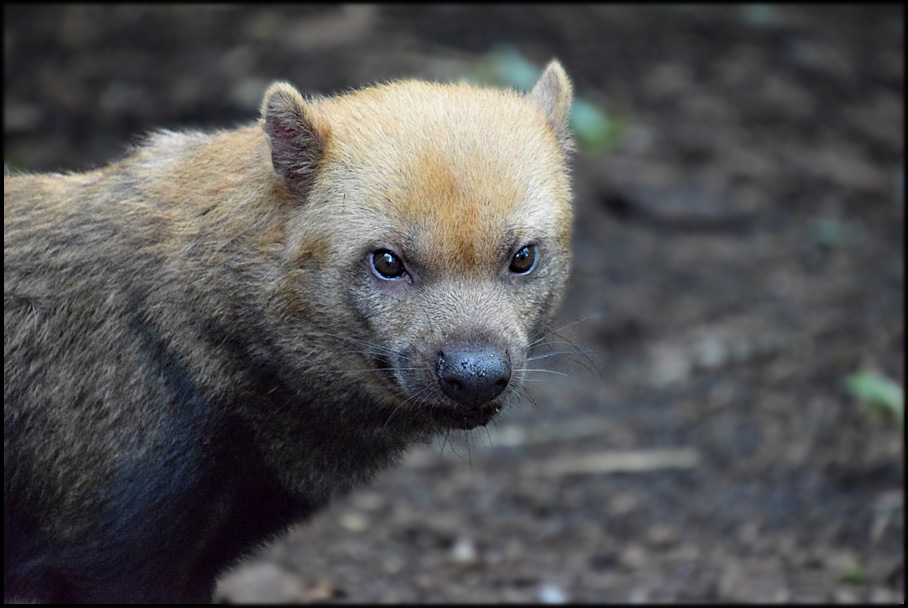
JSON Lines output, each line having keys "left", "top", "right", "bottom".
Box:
{"left": 4, "top": 5, "right": 903, "bottom": 603}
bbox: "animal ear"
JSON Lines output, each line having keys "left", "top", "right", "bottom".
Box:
{"left": 528, "top": 60, "right": 574, "bottom": 154}
{"left": 261, "top": 82, "right": 327, "bottom": 192}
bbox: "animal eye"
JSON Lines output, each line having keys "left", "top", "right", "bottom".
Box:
{"left": 509, "top": 245, "right": 537, "bottom": 274}
{"left": 371, "top": 249, "right": 407, "bottom": 279}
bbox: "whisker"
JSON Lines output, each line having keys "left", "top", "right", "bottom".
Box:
{"left": 526, "top": 352, "right": 599, "bottom": 377}
{"left": 481, "top": 423, "right": 493, "bottom": 448}
{"left": 396, "top": 383, "right": 436, "bottom": 411}
{"left": 547, "top": 329, "right": 602, "bottom": 378}
{"left": 527, "top": 332, "right": 602, "bottom": 380}
{"left": 310, "top": 331, "right": 400, "bottom": 357}
{"left": 527, "top": 312, "right": 604, "bottom": 348}
{"left": 514, "top": 368, "right": 569, "bottom": 376}
{"left": 439, "top": 428, "right": 451, "bottom": 455}
{"left": 527, "top": 350, "right": 596, "bottom": 360}
{"left": 382, "top": 385, "right": 431, "bottom": 430}
{"left": 510, "top": 383, "right": 539, "bottom": 410}
{"left": 465, "top": 431, "right": 473, "bottom": 468}
{"left": 368, "top": 367, "right": 429, "bottom": 371}
{"left": 382, "top": 404, "right": 402, "bottom": 430}
{"left": 527, "top": 342, "right": 599, "bottom": 355}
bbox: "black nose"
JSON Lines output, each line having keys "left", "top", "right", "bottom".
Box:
{"left": 437, "top": 347, "right": 511, "bottom": 407}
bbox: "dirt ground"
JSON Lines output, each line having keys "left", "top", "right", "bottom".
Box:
{"left": 4, "top": 5, "right": 904, "bottom": 603}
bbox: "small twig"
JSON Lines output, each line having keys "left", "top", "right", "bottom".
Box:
{"left": 530, "top": 448, "right": 701, "bottom": 477}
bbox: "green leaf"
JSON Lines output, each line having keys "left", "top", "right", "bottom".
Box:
{"left": 570, "top": 98, "right": 624, "bottom": 154}
{"left": 844, "top": 369, "right": 904, "bottom": 426}
{"left": 809, "top": 217, "right": 858, "bottom": 248}
{"left": 839, "top": 564, "right": 870, "bottom": 585}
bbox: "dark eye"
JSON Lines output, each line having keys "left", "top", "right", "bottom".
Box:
{"left": 371, "top": 249, "right": 407, "bottom": 280}
{"left": 509, "top": 244, "right": 537, "bottom": 274}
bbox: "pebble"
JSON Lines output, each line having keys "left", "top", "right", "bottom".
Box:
{"left": 451, "top": 536, "right": 478, "bottom": 564}
{"left": 537, "top": 582, "right": 569, "bottom": 604}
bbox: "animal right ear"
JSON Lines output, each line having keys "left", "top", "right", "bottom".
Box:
{"left": 261, "top": 82, "right": 327, "bottom": 192}
{"left": 528, "top": 60, "right": 574, "bottom": 154}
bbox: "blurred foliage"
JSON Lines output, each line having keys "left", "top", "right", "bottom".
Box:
{"left": 838, "top": 564, "right": 870, "bottom": 586}
{"left": 3, "top": 156, "right": 28, "bottom": 175}
{"left": 468, "top": 46, "right": 625, "bottom": 155}
{"left": 844, "top": 369, "right": 904, "bottom": 427}
{"left": 809, "top": 217, "right": 860, "bottom": 248}
{"left": 738, "top": 4, "right": 779, "bottom": 26}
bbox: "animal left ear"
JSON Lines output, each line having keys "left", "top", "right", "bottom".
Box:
{"left": 261, "top": 82, "right": 328, "bottom": 194}
{"left": 527, "top": 60, "right": 574, "bottom": 154}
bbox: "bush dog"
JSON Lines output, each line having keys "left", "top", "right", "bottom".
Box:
{"left": 4, "top": 61, "right": 574, "bottom": 602}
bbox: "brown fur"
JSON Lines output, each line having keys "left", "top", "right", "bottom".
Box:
{"left": 4, "top": 62, "right": 574, "bottom": 603}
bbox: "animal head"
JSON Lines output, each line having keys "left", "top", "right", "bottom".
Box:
{"left": 262, "top": 62, "right": 574, "bottom": 430}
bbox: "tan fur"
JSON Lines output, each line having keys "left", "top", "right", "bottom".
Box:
{"left": 4, "top": 62, "right": 574, "bottom": 603}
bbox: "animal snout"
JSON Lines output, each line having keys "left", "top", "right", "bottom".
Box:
{"left": 436, "top": 346, "right": 511, "bottom": 407}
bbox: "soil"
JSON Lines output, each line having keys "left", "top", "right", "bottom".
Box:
{"left": 4, "top": 5, "right": 904, "bottom": 603}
